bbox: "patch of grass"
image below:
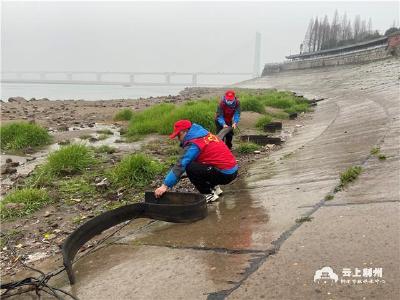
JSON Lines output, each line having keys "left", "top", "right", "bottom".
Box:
{"left": 336, "top": 166, "right": 362, "bottom": 191}
{"left": 324, "top": 194, "right": 334, "bottom": 201}
{"left": 127, "top": 101, "right": 217, "bottom": 136}
{"left": 269, "top": 111, "right": 289, "bottom": 119}
{"left": 46, "top": 144, "right": 96, "bottom": 176}
{"left": 96, "top": 129, "right": 113, "bottom": 135}
{"left": 0, "top": 122, "right": 51, "bottom": 151}
{"left": 370, "top": 147, "right": 380, "bottom": 155}
{"left": 110, "top": 154, "right": 165, "bottom": 188}
{"left": 263, "top": 91, "right": 309, "bottom": 110}
{"left": 370, "top": 146, "right": 386, "bottom": 161}
{"left": 26, "top": 164, "right": 55, "bottom": 187}
{"left": 283, "top": 103, "right": 310, "bottom": 114}
{"left": 237, "top": 142, "right": 260, "bottom": 154}
{"left": 0, "top": 188, "right": 51, "bottom": 219}
{"left": 240, "top": 91, "right": 310, "bottom": 116}
{"left": 125, "top": 90, "right": 310, "bottom": 138}
{"left": 240, "top": 97, "right": 265, "bottom": 113}
{"left": 93, "top": 145, "right": 116, "bottom": 154}
{"left": 127, "top": 103, "right": 175, "bottom": 136}
{"left": 378, "top": 154, "right": 386, "bottom": 160}
{"left": 58, "top": 177, "right": 95, "bottom": 200}
{"left": 255, "top": 115, "right": 273, "bottom": 129}
{"left": 114, "top": 109, "right": 134, "bottom": 121}
{"left": 295, "top": 216, "right": 313, "bottom": 223}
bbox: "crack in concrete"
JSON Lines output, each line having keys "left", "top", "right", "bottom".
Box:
{"left": 299, "top": 199, "right": 400, "bottom": 208}
{"left": 207, "top": 189, "right": 328, "bottom": 299}
{"left": 114, "top": 243, "right": 267, "bottom": 255}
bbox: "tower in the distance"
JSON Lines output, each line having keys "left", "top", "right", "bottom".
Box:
{"left": 253, "top": 32, "right": 261, "bottom": 78}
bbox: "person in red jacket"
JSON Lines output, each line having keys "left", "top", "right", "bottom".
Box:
{"left": 155, "top": 120, "right": 238, "bottom": 202}
{"left": 215, "top": 90, "right": 241, "bottom": 149}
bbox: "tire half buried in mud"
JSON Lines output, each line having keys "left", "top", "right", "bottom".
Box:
{"left": 62, "top": 192, "right": 207, "bottom": 284}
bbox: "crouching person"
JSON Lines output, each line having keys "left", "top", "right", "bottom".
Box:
{"left": 154, "top": 120, "right": 238, "bottom": 202}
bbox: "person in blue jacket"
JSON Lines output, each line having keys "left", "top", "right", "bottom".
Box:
{"left": 155, "top": 120, "right": 238, "bottom": 203}
{"left": 215, "top": 90, "right": 241, "bottom": 149}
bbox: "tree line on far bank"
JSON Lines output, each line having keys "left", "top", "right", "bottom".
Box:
{"left": 301, "top": 9, "right": 399, "bottom": 54}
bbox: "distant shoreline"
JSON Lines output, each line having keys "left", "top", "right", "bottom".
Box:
{"left": 0, "top": 87, "right": 270, "bottom": 131}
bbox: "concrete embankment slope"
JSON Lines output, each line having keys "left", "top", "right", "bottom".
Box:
{"left": 231, "top": 58, "right": 400, "bottom": 299}
{"left": 52, "top": 59, "right": 398, "bottom": 300}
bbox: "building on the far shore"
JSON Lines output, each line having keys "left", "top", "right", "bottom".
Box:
{"left": 262, "top": 31, "right": 400, "bottom": 75}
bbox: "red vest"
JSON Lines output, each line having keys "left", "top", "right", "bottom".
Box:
{"left": 218, "top": 99, "right": 239, "bottom": 125}
{"left": 185, "top": 133, "right": 237, "bottom": 170}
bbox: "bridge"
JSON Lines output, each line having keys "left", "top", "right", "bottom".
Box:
{"left": 1, "top": 33, "right": 262, "bottom": 87}
{"left": 0, "top": 71, "right": 255, "bottom": 87}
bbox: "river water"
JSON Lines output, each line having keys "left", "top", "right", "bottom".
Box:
{"left": 0, "top": 83, "right": 185, "bottom": 101}
{"left": 1, "top": 75, "right": 251, "bottom": 101}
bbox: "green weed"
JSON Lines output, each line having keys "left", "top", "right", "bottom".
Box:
{"left": 110, "top": 154, "right": 164, "bottom": 188}
{"left": 0, "top": 122, "right": 51, "bottom": 151}
{"left": 240, "top": 97, "right": 265, "bottom": 113}
{"left": 324, "top": 194, "right": 334, "bottom": 201}
{"left": 295, "top": 216, "right": 313, "bottom": 223}
{"left": 125, "top": 90, "right": 310, "bottom": 138}
{"left": 255, "top": 115, "right": 273, "bottom": 129}
{"left": 370, "top": 147, "right": 380, "bottom": 155}
{"left": 127, "top": 101, "right": 217, "bottom": 136}
{"left": 58, "top": 177, "right": 95, "bottom": 200}
{"left": 335, "top": 166, "right": 362, "bottom": 191}
{"left": 0, "top": 188, "right": 51, "bottom": 219}
{"left": 114, "top": 109, "right": 134, "bottom": 121}
{"left": 237, "top": 142, "right": 260, "bottom": 154}
{"left": 46, "top": 144, "right": 96, "bottom": 176}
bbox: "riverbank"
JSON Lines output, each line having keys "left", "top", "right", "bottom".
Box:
{"left": 1, "top": 87, "right": 271, "bottom": 130}
{"left": 0, "top": 87, "right": 312, "bottom": 280}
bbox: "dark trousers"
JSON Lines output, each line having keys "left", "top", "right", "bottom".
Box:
{"left": 215, "top": 120, "right": 234, "bottom": 149}
{"left": 186, "top": 161, "right": 238, "bottom": 194}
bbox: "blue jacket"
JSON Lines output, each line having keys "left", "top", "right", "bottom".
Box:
{"left": 216, "top": 97, "right": 241, "bottom": 126}
{"left": 164, "top": 123, "right": 238, "bottom": 188}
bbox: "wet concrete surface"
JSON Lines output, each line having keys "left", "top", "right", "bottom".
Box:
{"left": 68, "top": 245, "right": 253, "bottom": 300}
{"left": 21, "top": 59, "right": 399, "bottom": 299}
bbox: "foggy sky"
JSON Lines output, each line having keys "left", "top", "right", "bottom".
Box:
{"left": 1, "top": 1, "right": 399, "bottom": 73}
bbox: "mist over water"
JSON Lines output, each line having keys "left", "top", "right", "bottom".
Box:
{"left": 0, "top": 83, "right": 185, "bottom": 101}
{"left": 1, "top": 74, "right": 252, "bottom": 101}
{"left": 1, "top": 2, "right": 397, "bottom": 101}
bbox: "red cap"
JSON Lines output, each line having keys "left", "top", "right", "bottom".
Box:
{"left": 169, "top": 120, "right": 192, "bottom": 139}
{"left": 225, "top": 90, "right": 236, "bottom": 101}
